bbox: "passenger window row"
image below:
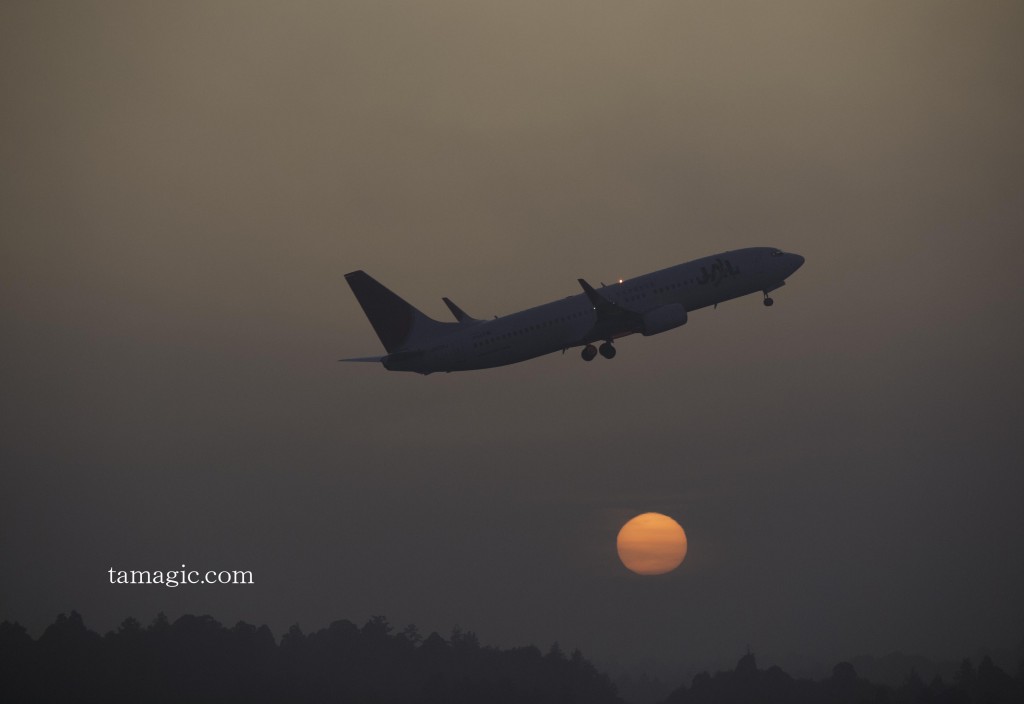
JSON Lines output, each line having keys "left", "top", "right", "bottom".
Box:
{"left": 471, "top": 311, "right": 589, "bottom": 348}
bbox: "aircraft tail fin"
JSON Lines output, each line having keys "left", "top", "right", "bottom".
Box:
{"left": 345, "top": 271, "right": 457, "bottom": 353}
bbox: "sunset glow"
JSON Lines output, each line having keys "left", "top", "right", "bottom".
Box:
{"left": 617, "top": 513, "right": 687, "bottom": 575}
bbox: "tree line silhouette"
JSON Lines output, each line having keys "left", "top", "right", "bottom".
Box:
{"left": 0, "top": 611, "right": 620, "bottom": 703}
{"left": 1, "top": 612, "right": 1021, "bottom": 703}
{"left": 661, "top": 650, "right": 1024, "bottom": 704}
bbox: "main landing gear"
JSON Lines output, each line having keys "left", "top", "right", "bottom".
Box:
{"left": 581, "top": 342, "right": 616, "bottom": 361}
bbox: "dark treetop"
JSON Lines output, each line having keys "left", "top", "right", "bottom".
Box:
{"left": 0, "top": 611, "right": 622, "bottom": 704}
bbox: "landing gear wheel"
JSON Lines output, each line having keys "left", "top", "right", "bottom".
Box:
{"left": 599, "top": 342, "right": 616, "bottom": 359}
{"left": 763, "top": 296, "right": 774, "bottom": 307}
{"left": 581, "top": 344, "right": 597, "bottom": 362}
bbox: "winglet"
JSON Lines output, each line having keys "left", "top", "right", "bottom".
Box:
{"left": 442, "top": 297, "right": 480, "bottom": 323}
{"left": 578, "top": 278, "right": 621, "bottom": 317}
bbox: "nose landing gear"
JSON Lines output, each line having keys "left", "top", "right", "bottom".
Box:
{"left": 763, "top": 293, "right": 774, "bottom": 307}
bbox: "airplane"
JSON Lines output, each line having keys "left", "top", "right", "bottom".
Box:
{"left": 343, "top": 247, "right": 804, "bottom": 374}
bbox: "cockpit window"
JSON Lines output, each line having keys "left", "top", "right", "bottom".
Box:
{"left": 771, "top": 249, "right": 784, "bottom": 257}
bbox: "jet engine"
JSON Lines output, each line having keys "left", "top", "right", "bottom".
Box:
{"left": 641, "top": 303, "right": 687, "bottom": 336}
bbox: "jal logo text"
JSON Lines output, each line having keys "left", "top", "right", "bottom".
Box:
{"left": 696, "top": 258, "right": 739, "bottom": 286}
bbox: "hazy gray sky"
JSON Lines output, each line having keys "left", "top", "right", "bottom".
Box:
{"left": 2, "top": 0, "right": 1022, "bottom": 681}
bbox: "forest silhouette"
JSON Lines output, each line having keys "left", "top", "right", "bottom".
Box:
{"left": 1, "top": 611, "right": 617, "bottom": 703}
{"left": 661, "top": 651, "right": 1023, "bottom": 704}
{"left": 1, "top": 612, "right": 1021, "bottom": 703}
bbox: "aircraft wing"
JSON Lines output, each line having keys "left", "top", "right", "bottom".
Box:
{"left": 578, "top": 278, "right": 643, "bottom": 339}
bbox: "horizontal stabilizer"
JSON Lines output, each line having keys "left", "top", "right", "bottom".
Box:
{"left": 442, "top": 297, "right": 480, "bottom": 323}
{"left": 339, "top": 355, "right": 386, "bottom": 363}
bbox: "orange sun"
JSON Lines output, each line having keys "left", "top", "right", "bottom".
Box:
{"left": 617, "top": 512, "right": 688, "bottom": 575}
